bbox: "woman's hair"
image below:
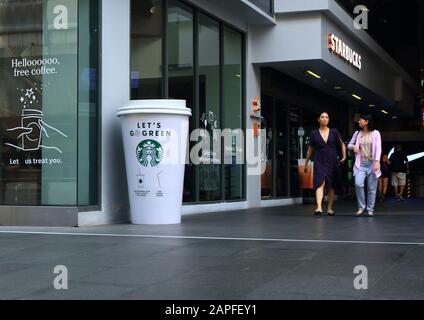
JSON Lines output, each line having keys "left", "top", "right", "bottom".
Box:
{"left": 317, "top": 111, "right": 330, "bottom": 119}
{"left": 360, "top": 114, "right": 376, "bottom": 131}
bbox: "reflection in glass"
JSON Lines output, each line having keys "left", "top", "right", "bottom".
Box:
{"left": 130, "top": 1, "right": 245, "bottom": 203}
{"left": 78, "top": 0, "right": 99, "bottom": 206}
{"left": 199, "top": 14, "right": 221, "bottom": 202}
{"left": 289, "top": 108, "right": 302, "bottom": 197}
{"left": 131, "top": 0, "right": 163, "bottom": 99}
{"left": 276, "top": 102, "right": 288, "bottom": 197}
{"left": 167, "top": 0, "right": 195, "bottom": 202}
{"left": 0, "top": 0, "right": 78, "bottom": 205}
{"left": 0, "top": 0, "right": 98, "bottom": 206}
{"left": 223, "top": 26, "right": 243, "bottom": 200}
{"left": 261, "top": 95, "right": 273, "bottom": 199}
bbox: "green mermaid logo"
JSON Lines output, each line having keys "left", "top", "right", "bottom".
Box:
{"left": 136, "top": 140, "right": 164, "bottom": 167}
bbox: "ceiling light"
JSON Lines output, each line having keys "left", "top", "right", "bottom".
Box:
{"left": 369, "top": 104, "right": 375, "bottom": 107}
{"left": 390, "top": 148, "right": 424, "bottom": 162}
{"left": 306, "top": 70, "right": 321, "bottom": 79}
{"left": 352, "top": 94, "right": 362, "bottom": 100}
{"left": 381, "top": 110, "right": 389, "bottom": 115}
{"left": 408, "top": 152, "right": 424, "bottom": 162}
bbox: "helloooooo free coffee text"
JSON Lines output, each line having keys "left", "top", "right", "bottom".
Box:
{"left": 12, "top": 58, "right": 60, "bottom": 77}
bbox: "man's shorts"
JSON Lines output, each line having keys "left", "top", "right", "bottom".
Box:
{"left": 392, "top": 172, "right": 407, "bottom": 187}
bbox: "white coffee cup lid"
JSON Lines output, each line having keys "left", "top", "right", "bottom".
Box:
{"left": 117, "top": 100, "right": 192, "bottom": 117}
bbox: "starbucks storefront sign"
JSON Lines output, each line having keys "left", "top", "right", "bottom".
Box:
{"left": 117, "top": 100, "right": 192, "bottom": 225}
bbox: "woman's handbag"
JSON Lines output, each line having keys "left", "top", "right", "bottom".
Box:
{"left": 298, "top": 159, "right": 314, "bottom": 190}
{"left": 335, "top": 160, "right": 349, "bottom": 195}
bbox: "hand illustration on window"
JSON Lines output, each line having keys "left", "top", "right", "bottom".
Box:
{"left": 4, "top": 84, "right": 68, "bottom": 154}
{"left": 5, "top": 109, "right": 68, "bottom": 153}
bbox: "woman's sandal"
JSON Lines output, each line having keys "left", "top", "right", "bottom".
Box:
{"left": 328, "top": 211, "right": 335, "bottom": 217}
{"left": 314, "top": 211, "right": 323, "bottom": 217}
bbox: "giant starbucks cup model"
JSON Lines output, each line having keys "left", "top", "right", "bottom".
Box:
{"left": 117, "top": 100, "right": 191, "bottom": 225}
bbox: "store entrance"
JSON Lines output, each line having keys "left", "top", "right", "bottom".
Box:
{"left": 260, "top": 96, "right": 293, "bottom": 199}
{"left": 260, "top": 67, "right": 351, "bottom": 201}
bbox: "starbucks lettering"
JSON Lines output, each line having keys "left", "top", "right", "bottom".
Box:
{"left": 328, "top": 33, "right": 362, "bottom": 70}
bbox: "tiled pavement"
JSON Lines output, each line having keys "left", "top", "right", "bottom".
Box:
{"left": 1, "top": 199, "right": 424, "bottom": 300}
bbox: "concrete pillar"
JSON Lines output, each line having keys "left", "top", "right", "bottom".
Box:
{"left": 245, "top": 24, "right": 262, "bottom": 209}
{"left": 79, "top": 0, "right": 130, "bottom": 226}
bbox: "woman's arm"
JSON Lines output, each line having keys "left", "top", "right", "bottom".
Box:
{"left": 340, "top": 141, "right": 347, "bottom": 164}
{"left": 373, "top": 131, "right": 382, "bottom": 173}
{"left": 304, "top": 146, "right": 314, "bottom": 173}
{"left": 348, "top": 131, "right": 360, "bottom": 154}
{"left": 336, "top": 130, "right": 347, "bottom": 164}
{"left": 374, "top": 131, "right": 382, "bottom": 161}
{"left": 348, "top": 131, "right": 357, "bottom": 150}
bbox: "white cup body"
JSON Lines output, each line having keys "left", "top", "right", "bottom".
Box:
{"left": 118, "top": 100, "right": 190, "bottom": 225}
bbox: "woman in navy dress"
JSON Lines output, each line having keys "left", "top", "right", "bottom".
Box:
{"left": 304, "top": 112, "right": 347, "bottom": 216}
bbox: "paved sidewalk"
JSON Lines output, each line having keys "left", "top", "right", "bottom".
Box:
{"left": 0, "top": 199, "right": 424, "bottom": 300}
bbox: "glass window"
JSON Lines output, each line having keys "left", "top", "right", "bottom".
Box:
{"left": 78, "top": 0, "right": 99, "bottom": 206}
{"left": 289, "top": 108, "right": 302, "bottom": 197}
{"left": 0, "top": 0, "right": 99, "bottom": 206}
{"left": 198, "top": 13, "right": 221, "bottom": 202}
{"left": 223, "top": 26, "right": 243, "bottom": 200}
{"left": 167, "top": 0, "right": 195, "bottom": 202}
{"left": 131, "top": 0, "right": 163, "bottom": 99}
{"left": 261, "top": 95, "right": 274, "bottom": 199}
{"left": 276, "top": 101, "right": 288, "bottom": 197}
{"left": 131, "top": 1, "right": 245, "bottom": 203}
{"left": 248, "top": 0, "right": 273, "bottom": 15}
{"left": 260, "top": 97, "right": 292, "bottom": 199}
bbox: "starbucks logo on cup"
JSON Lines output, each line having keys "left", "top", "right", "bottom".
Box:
{"left": 136, "top": 140, "right": 164, "bottom": 167}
